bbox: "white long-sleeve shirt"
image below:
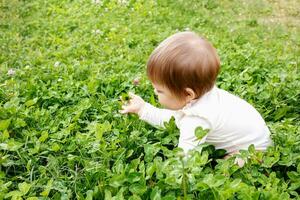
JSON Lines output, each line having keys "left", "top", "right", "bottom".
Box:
{"left": 138, "top": 86, "right": 272, "bottom": 154}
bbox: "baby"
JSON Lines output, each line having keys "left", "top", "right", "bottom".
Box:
{"left": 120, "top": 31, "right": 272, "bottom": 161}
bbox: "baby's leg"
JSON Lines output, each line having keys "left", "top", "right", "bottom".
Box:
{"left": 224, "top": 151, "right": 245, "bottom": 167}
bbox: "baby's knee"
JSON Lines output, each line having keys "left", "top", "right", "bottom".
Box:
{"left": 223, "top": 151, "right": 245, "bottom": 167}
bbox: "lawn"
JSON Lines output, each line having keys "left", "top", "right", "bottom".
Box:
{"left": 0, "top": 0, "right": 299, "bottom": 199}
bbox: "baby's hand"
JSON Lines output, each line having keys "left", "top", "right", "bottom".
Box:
{"left": 119, "top": 92, "right": 145, "bottom": 115}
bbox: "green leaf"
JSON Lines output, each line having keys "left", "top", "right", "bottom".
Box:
{"left": 25, "top": 98, "right": 38, "bottom": 107}
{"left": 51, "top": 143, "right": 61, "bottom": 152}
{"left": 113, "top": 160, "right": 124, "bottom": 174}
{"left": 194, "top": 126, "right": 209, "bottom": 141}
{"left": 0, "top": 118, "right": 11, "bottom": 131}
{"left": 85, "top": 190, "right": 93, "bottom": 200}
{"left": 289, "top": 182, "right": 300, "bottom": 191}
{"left": 248, "top": 144, "right": 255, "bottom": 154}
{"left": 128, "top": 194, "right": 142, "bottom": 200}
{"left": 0, "top": 139, "right": 23, "bottom": 151}
{"left": 5, "top": 191, "right": 23, "bottom": 198}
{"left": 146, "top": 162, "right": 156, "bottom": 179}
{"left": 39, "top": 131, "right": 48, "bottom": 143}
{"left": 27, "top": 197, "right": 39, "bottom": 200}
{"left": 18, "top": 182, "right": 31, "bottom": 195}
{"left": 126, "top": 149, "right": 134, "bottom": 158}
{"left": 202, "top": 174, "right": 226, "bottom": 188}
{"left": 40, "top": 179, "right": 53, "bottom": 197}
{"left": 129, "top": 183, "right": 147, "bottom": 195}
{"left": 229, "top": 179, "right": 241, "bottom": 188}
{"left": 212, "top": 149, "right": 227, "bottom": 158}
{"left": 127, "top": 172, "right": 142, "bottom": 183}
{"left": 274, "top": 106, "right": 290, "bottom": 121}
{"left": 14, "top": 118, "right": 27, "bottom": 128}
{"left": 109, "top": 174, "right": 126, "bottom": 188}
{"left": 262, "top": 154, "right": 280, "bottom": 168}
{"left": 161, "top": 192, "right": 176, "bottom": 200}
{"left": 150, "top": 187, "right": 161, "bottom": 200}
{"left": 88, "top": 121, "right": 112, "bottom": 140}
{"left": 287, "top": 171, "right": 299, "bottom": 181}
{"left": 104, "top": 189, "right": 112, "bottom": 200}
{"left": 1, "top": 129, "right": 10, "bottom": 140}
{"left": 114, "top": 188, "right": 125, "bottom": 200}
{"left": 144, "top": 143, "right": 161, "bottom": 162}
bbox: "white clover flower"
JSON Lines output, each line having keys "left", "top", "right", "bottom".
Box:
{"left": 92, "top": 29, "right": 102, "bottom": 35}
{"left": 54, "top": 61, "right": 60, "bottom": 67}
{"left": 184, "top": 27, "right": 190, "bottom": 31}
{"left": 73, "top": 60, "right": 80, "bottom": 66}
{"left": 133, "top": 77, "right": 140, "bottom": 86}
{"left": 118, "top": 0, "right": 128, "bottom": 6}
{"left": 7, "top": 69, "right": 16, "bottom": 76}
{"left": 92, "top": 0, "right": 102, "bottom": 5}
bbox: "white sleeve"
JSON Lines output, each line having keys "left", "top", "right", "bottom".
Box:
{"left": 138, "top": 102, "right": 176, "bottom": 128}
{"left": 178, "top": 115, "right": 211, "bottom": 154}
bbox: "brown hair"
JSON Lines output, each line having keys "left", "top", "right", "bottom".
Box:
{"left": 147, "top": 31, "right": 220, "bottom": 99}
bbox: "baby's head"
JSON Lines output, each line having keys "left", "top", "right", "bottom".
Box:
{"left": 147, "top": 31, "right": 220, "bottom": 110}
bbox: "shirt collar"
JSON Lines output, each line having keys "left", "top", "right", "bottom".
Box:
{"left": 177, "top": 85, "right": 217, "bottom": 113}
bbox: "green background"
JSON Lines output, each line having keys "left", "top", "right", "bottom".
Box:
{"left": 0, "top": 0, "right": 299, "bottom": 199}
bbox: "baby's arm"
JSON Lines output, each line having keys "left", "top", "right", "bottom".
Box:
{"left": 138, "top": 102, "right": 176, "bottom": 128}
{"left": 120, "top": 92, "right": 175, "bottom": 128}
{"left": 178, "top": 116, "right": 211, "bottom": 153}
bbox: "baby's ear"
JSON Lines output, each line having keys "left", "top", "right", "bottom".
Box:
{"left": 184, "top": 88, "right": 196, "bottom": 101}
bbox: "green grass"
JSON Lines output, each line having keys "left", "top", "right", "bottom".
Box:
{"left": 0, "top": 0, "right": 299, "bottom": 199}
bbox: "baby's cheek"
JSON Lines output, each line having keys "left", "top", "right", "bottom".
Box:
{"left": 160, "top": 99, "right": 166, "bottom": 106}
{"left": 160, "top": 99, "right": 168, "bottom": 107}
{"left": 157, "top": 96, "right": 164, "bottom": 103}
{"left": 157, "top": 97, "right": 162, "bottom": 104}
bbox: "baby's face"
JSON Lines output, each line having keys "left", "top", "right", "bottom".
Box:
{"left": 152, "top": 83, "right": 187, "bottom": 110}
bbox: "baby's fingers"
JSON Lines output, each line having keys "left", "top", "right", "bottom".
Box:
{"left": 120, "top": 104, "right": 135, "bottom": 114}
{"left": 119, "top": 110, "right": 127, "bottom": 114}
{"left": 128, "top": 92, "right": 139, "bottom": 99}
{"left": 119, "top": 105, "right": 129, "bottom": 114}
{"left": 119, "top": 95, "right": 126, "bottom": 103}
